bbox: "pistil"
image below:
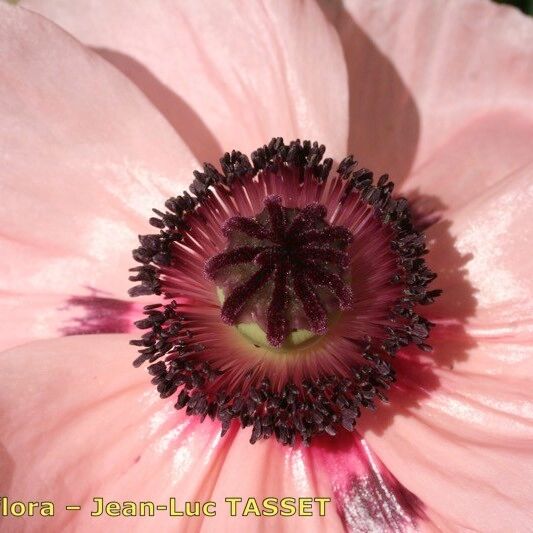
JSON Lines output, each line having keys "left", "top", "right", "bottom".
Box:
{"left": 205, "top": 195, "right": 354, "bottom": 347}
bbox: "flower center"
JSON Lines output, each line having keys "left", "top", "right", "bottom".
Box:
{"left": 128, "top": 138, "right": 441, "bottom": 446}
{"left": 205, "top": 195, "right": 353, "bottom": 348}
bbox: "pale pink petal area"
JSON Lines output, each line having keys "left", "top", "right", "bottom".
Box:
{"left": 426, "top": 165, "right": 533, "bottom": 332}
{"left": 0, "top": 293, "right": 92, "bottom": 350}
{"left": 0, "top": 289, "right": 141, "bottom": 353}
{"left": 322, "top": 0, "right": 533, "bottom": 195}
{"left": 402, "top": 112, "right": 533, "bottom": 212}
{"left": 356, "top": 167, "right": 533, "bottom": 530}
{"left": 359, "top": 338, "right": 533, "bottom": 532}
{"left": 21, "top": 0, "right": 349, "bottom": 163}
{"left": 0, "top": 335, "right": 342, "bottom": 532}
{"left": 204, "top": 431, "right": 343, "bottom": 533}
{"left": 0, "top": 292, "right": 143, "bottom": 352}
{"left": 0, "top": 5, "right": 198, "bottom": 348}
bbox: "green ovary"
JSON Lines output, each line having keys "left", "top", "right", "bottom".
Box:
{"left": 216, "top": 286, "right": 318, "bottom": 352}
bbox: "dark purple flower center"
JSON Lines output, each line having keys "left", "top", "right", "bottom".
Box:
{"left": 128, "top": 138, "right": 442, "bottom": 446}
{"left": 204, "top": 195, "right": 354, "bottom": 347}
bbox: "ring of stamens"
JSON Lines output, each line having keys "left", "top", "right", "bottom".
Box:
{"left": 129, "top": 138, "right": 441, "bottom": 446}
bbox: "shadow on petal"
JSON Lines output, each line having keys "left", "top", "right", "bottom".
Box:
{"left": 318, "top": 1, "right": 420, "bottom": 180}
{"left": 361, "top": 193, "right": 478, "bottom": 436}
{"left": 94, "top": 47, "right": 222, "bottom": 165}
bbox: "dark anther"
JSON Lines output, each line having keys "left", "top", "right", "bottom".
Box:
{"left": 129, "top": 138, "right": 441, "bottom": 446}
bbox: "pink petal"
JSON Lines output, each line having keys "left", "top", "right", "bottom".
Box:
{"left": 322, "top": 0, "right": 533, "bottom": 200}
{"left": 202, "top": 432, "right": 343, "bottom": 532}
{"left": 426, "top": 166, "right": 533, "bottom": 329}
{"left": 402, "top": 112, "right": 533, "bottom": 212}
{"left": 0, "top": 289, "right": 145, "bottom": 352}
{"left": 309, "top": 433, "right": 437, "bottom": 532}
{"left": 22, "top": 0, "right": 350, "bottom": 162}
{"left": 0, "top": 5, "right": 197, "bottom": 349}
{"left": 0, "top": 289, "right": 142, "bottom": 352}
{"left": 0, "top": 334, "right": 341, "bottom": 531}
{"left": 359, "top": 338, "right": 533, "bottom": 531}
{"left": 0, "top": 334, "right": 443, "bottom": 531}
{"left": 356, "top": 168, "right": 533, "bottom": 529}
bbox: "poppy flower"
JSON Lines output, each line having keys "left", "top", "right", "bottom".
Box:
{"left": 1, "top": 1, "right": 532, "bottom": 532}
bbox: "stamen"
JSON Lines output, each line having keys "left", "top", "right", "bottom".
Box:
{"left": 129, "top": 138, "right": 441, "bottom": 446}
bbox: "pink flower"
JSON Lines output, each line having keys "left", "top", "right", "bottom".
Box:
{"left": 1, "top": 0, "right": 532, "bottom": 531}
